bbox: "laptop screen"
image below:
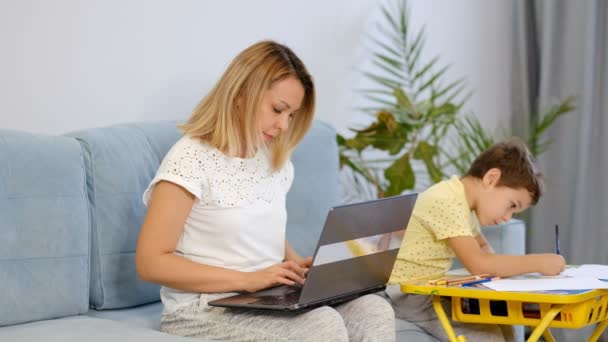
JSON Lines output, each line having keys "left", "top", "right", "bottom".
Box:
{"left": 299, "top": 193, "right": 417, "bottom": 304}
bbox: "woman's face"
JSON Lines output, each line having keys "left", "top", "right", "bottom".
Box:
{"left": 257, "top": 76, "right": 304, "bottom": 142}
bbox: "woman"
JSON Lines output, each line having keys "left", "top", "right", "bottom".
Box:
{"left": 135, "top": 40, "right": 395, "bottom": 342}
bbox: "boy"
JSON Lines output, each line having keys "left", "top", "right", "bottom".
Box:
{"left": 385, "top": 138, "right": 565, "bottom": 342}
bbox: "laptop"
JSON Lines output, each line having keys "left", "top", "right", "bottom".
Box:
{"left": 208, "top": 193, "right": 417, "bottom": 312}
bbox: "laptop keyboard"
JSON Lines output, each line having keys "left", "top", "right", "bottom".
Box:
{"left": 252, "top": 290, "right": 301, "bottom": 306}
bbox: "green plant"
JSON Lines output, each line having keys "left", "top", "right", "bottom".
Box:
{"left": 338, "top": 0, "right": 574, "bottom": 198}
{"left": 337, "top": 0, "right": 465, "bottom": 198}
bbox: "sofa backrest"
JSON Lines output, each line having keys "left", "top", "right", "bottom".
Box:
{"left": 287, "top": 121, "right": 339, "bottom": 257}
{"left": 0, "top": 130, "right": 90, "bottom": 326}
{"left": 67, "top": 122, "right": 183, "bottom": 310}
{"left": 67, "top": 120, "right": 339, "bottom": 310}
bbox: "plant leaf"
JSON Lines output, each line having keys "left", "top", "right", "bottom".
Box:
{"left": 431, "top": 78, "right": 465, "bottom": 103}
{"left": 336, "top": 134, "right": 346, "bottom": 146}
{"left": 384, "top": 153, "right": 415, "bottom": 196}
{"left": 528, "top": 97, "right": 575, "bottom": 155}
{"left": 427, "top": 102, "right": 457, "bottom": 119}
{"left": 413, "top": 141, "right": 443, "bottom": 183}
{"left": 362, "top": 71, "right": 402, "bottom": 90}
{"left": 370, "top": 36, "right": 402, "bottom": 59}
{"left": 417, "top": 64, "right": 449, "bottom": 95}
{"left": 393, "top": 87, "right": 415, "bottom": 112}
{"left": 413, "top": 56, "right": 439, "bottom": 82}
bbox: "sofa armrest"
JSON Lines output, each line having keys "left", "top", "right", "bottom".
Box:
{"left": 482, "top": 219, "right": 526, "bottom": 256}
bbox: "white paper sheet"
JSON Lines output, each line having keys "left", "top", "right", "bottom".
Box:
{"left": 561, "top": 264, "right": 608, "bottom": 279}
{"left": 484, "top": 277, "right": 608, "bottom": 292}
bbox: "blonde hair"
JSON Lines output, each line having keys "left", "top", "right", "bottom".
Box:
{"left": 179, "top": 40, "right": 315, "bottom": 171}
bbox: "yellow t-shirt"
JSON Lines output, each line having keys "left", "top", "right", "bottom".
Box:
{"left": 389, "top": 176, "right": 480, "bottom": 284}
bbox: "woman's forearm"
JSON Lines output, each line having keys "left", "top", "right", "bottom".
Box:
{"left": 137, "top": 253, "right": 247, "bottom": 293}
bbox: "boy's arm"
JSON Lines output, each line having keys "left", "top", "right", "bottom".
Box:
{"left": 448, "top": 235, "right": 566, "bottom": 277}
{"left": 474, "top": 233, "right": 495, "bottom": 254}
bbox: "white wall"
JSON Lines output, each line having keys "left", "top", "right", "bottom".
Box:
{"left": 412, "top": 0, "right": 512, "bottom": 131}
{"left": 0, "top": 0, "right": 375, "bottom": 133}
{"left": 0, "top": 0, "right": 511, "bottom": 135}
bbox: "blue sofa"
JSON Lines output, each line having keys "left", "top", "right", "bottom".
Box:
{"left": 0, "top": 120, "right": 525, "bottom": 341}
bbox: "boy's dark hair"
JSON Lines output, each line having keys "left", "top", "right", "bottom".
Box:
{"left": 465, "top": 138, "right": 544, "bottom": 204}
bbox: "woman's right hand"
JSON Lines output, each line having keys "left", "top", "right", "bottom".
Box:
{"left": 536, "top": 254, "right": 566, "bottom": 276}
{"left": 242, "top": 261, "right": 308, "bottom": 293}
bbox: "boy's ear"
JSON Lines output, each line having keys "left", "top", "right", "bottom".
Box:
{"left": 482, "top": 168, "right": 502, "bottom": 188}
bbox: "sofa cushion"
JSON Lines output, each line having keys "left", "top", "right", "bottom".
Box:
{"left": 67, "top": 122, "right": 182, "bottom": 309}
{"left": 396, "top": 318, "right": 441, "bottom": 342}
{"left": 0, "top": 316, "right": 200, "bottom": 342}
{"left": 286, "top": 121, "right": 339, "bottom": 257}
{"left": 0, "top": 130, "right": 90, "bottom": 326}
{"left": 86, "top": 302, "right": 163, "bottom": 330}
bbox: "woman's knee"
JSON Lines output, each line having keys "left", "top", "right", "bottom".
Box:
{"left": 301, "top": 306, "right": 349, "bottom": 342}
{"left": 336, "top": 295, "right": 394, "bottom": 322}
{"left": 355, "top": 294, "right": 395, "bottom": 320}
{"left": 337, "top": 294, "right": 396, "bottom": 342}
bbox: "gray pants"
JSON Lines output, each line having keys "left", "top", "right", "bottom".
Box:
{"left": 383, "top": 285, "right": 515, "bottom": 342}
{"left": 161, "top": 294, "right": 395, "bottom": 342}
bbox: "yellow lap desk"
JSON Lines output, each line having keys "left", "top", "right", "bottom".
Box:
{"left": 400, "top": 278, "right": 608, "bottom": 342}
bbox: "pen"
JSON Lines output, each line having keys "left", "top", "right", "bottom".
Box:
{"left": 555, "top": 224, "right": 561, "bottom": 255}
{"left": 460, "top": 277, "right": 501, "bottom": 287}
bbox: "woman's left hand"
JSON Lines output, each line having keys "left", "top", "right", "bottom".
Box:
{"left": 296, "top": 256, "right": 313, "bottom": 273}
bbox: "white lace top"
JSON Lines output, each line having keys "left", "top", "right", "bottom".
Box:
{"left": 143, "top": 135, "right": 294, "bottom": 313}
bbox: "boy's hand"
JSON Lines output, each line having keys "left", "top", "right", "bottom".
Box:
{"left": 536, "top": 254, "right": 566, "bottom": 275}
